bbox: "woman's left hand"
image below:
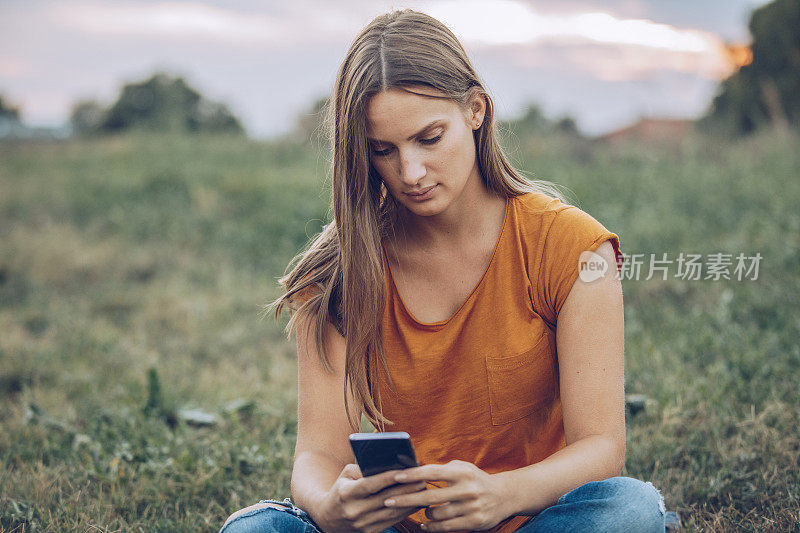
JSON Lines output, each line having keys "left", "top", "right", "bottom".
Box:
{"left": 382, "top": 459, "right": 514, "bottom": 532}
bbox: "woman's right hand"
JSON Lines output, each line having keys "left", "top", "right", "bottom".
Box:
{"left": 314, "top": 463, "right": 428, "bottom": 533}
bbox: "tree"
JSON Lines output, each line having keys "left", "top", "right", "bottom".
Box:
{"left": 502, "top": 103, "right": 550, "bottom": 137}
{"left": 187, "top": 99, "right": 242, "bottom": 134}
{"left": 701, "top": 0, "right": 800, "bottom": 135}
{"left": 500, "top": 103, "right": 583, "bottom": 139}
{"left": 554, "top": 116, "right": 579, "bottom": 135}
{"left": 0, "top": 95, "right": 21, "bottom": 122}
{"left": 103, "top": 73, "right": 201, "bottom": 132}
{"left": 69, "top": 100, "right": 106, "bottom": 135}
{"left": 74, "top": 72, "right": 245, "bottom": 135}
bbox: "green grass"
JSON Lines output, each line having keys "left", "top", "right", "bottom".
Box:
{"left": 1, "top": 129, "right": 798, "bottom": 531}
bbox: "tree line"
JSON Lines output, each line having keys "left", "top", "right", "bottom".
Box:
{"left": 70, "top": 73, "right": 244, "bottom": 136}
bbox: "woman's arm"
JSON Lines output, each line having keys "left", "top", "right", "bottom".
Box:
{"left": 496, "top": 239, "right": 626, "bottom": 515}
{"left": 290, "top": 310, "right": 359, "bottom": 513}
{"left": 290, "top": 310, "right": 430, "bottom": 532}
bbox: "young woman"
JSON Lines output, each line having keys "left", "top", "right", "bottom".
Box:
{"left": 221, "top": 9, "right": 665, "bottom": 533}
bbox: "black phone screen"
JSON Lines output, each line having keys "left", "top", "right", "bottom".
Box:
{"left": 349, "top": 432, "right": 419, "bottom": 477}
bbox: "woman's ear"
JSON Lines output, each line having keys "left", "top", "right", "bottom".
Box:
{"left": 467, "top": 89, "right": 486, "bottom": 129}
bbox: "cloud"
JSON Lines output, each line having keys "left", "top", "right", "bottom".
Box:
{"left": 48, "top": 0, "right": 362, "bottom": 47}
{"left": 517, "top": 0, "right": 772, "bottom": 42}
{"left": 420, "top": 0, "right": 721, "bottom": 52}
{"left": 51, "top": 2, "right": 291, "bottom": 45}
{"left": 415, "top": 0, "right": 736, "bottom": 82}
{"left": 497, "top": 40, "right": 732, "bottom": 82}
{"left": 0, "top": 0, "right": 758, "bottom": 136}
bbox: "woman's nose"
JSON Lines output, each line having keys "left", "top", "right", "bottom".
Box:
{"left": 398, "top": 150, "right": 426, "bottom": 184}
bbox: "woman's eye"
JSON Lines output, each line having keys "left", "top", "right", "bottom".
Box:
{"left": 419, "top": 134, "right": 442, "bottom": 145}
{"left": 371, "top": 134, "right": 442, "bottom": 157}
{"left": 372, "top": 147, "right": 393, "bottom": 157}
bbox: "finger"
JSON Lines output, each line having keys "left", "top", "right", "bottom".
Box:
{"left": 391, "top": 464, "right": 462, "bottom": 484}
{"left": 341, "top": 463, "right": 362, "bottom": 479}
{"left": 351, "top": 499, "right": 426, "bottom": 531}
{"left": 369, "top": 506, "right": 428, "bottom": 533}
{"left": 365, "top": 481, "right": 427, "bottom": 513}
{"left": 370, "top": 503, "right": 428, "bottom": 524}
{"left": 377, "top": 481, "right": 428, "bottom": 497}
{"left": 424, "top": 501, "right": 473, "bottom": 522}
{"left": 383, "top": 485, "right": 464, "bottom": 509}
{"left": 356, "top": 469, "right": 413, "bottom": 497}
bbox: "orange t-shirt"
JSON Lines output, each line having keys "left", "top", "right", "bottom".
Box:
{"left": 372, "top": 191, "right": 624, "bottom": 533}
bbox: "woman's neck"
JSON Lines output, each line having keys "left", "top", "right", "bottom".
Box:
{"left": 393, "top": 175, "right": 506, "bottom": 253}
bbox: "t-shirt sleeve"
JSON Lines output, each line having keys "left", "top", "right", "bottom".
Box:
{"left": 532, "top": 205, "right": 624, "bottom": 327}
{"left": 287, "top": 279, "right": 324, "bottom": 313}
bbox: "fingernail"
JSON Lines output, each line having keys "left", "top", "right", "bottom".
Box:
{"left": 395, "top": 473, "right": 407, "bottom": 481}
{"left": 384, "top": 499, "right": 395, "bottom": 506}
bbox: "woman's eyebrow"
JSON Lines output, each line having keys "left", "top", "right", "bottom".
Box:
{"left": 367, "top": 119, "right": 445, "bottom": 144}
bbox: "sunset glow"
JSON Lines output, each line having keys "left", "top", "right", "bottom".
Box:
{"left": 725, "top": 44, "right": 754, "bottom": 69}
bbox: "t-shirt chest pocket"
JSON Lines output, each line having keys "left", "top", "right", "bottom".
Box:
{"left": 484, "top": 332, "right": 557, "bottom": 426}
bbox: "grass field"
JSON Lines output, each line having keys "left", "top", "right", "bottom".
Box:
{"left": 1, "top": 129, "right": 798, "bottom": 531}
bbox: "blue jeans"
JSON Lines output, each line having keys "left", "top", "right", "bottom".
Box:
{"left": 220, "top": 476, "right": 666, "bottom": 532}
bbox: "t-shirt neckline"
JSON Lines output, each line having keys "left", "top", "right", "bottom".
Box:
{"left": 382, "top": 195, "right": 511, "bottom": 329}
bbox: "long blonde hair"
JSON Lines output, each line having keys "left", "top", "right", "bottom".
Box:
{"left": 265, "top": 9, "right": 564, "bottom": 432}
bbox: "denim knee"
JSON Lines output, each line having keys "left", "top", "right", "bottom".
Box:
{"left": 559, "top": 476, "right": 666, "bottom": 532}
{"left": 219, "top": 499, "right": 317, "bottom": 533}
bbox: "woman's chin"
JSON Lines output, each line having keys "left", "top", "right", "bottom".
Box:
{"left": 402, "top": 199, "right": 443, "bottom": 217}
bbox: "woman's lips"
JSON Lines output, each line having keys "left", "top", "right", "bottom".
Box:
{"left": 405, "top": 185, "right": 437, "bottom": 201}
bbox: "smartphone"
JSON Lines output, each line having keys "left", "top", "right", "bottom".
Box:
{"left": 349, "top": 432, "right": 419, "bottom": 477}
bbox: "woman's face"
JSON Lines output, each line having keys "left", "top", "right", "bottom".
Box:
{"left": 365, "top": 87, "right": 484, "bottom": 218}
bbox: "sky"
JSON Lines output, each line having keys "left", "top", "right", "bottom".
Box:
{"left": 0, "top": 0, "right": 771, "bottom": 138}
